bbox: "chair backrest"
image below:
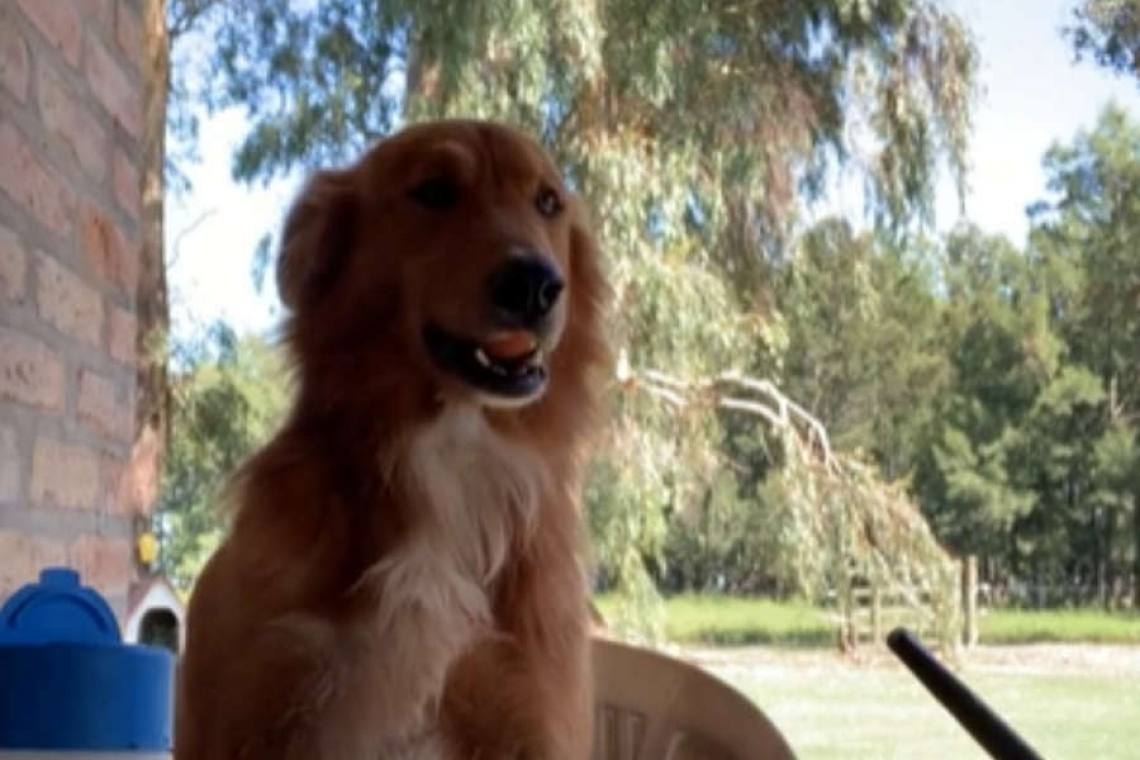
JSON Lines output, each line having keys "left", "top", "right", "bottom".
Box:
{"left": 591, "top": 637, "right": 797, "bottom": 760}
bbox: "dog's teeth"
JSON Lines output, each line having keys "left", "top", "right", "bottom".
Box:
{"left": 475, "top": 348, "right": 492, "bottom": 368}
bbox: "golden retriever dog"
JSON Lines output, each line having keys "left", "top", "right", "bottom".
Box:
{"left": 174, "top": 120, "right": 610, "bottom": 759}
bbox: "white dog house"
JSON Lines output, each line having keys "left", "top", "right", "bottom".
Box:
{"left": 124, "top": 576, "right": 186, "bottom": 655}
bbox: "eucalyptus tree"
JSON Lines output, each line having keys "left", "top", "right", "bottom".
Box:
{"left": 175, "top": 0, "right": 978, "bottom": 639}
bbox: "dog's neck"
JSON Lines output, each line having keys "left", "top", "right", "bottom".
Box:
{"left": 380, "top": 403, "right": 547, "bottom": 583}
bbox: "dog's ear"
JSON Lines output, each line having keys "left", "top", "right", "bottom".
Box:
{"left": 276, "top": 169, "right": 358, "bottom": 310}
{"left": 568, "top": 204, "right": 608, "bottom": 309}
{"left": 566, "top": 203, "right": 612, "bottom": 368}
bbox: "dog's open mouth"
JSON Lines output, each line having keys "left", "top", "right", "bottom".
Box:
{"left": 424, "top": 324, "right": 548, "bottom": 400}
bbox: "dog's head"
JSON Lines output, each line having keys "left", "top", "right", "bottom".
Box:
{"left": 278, "top": 120, "right": 607, "bottom": 416}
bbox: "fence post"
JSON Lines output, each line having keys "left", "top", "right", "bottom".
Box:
{"left": 871, "top": 584, "right": 883, "bottom": 645}
{"left": 839, "top": 583, "right": 856, "bottom": 652}
{"left": 962, "top": 555, "right": 978, "bottom": 648}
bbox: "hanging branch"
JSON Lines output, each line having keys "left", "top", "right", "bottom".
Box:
{"left": 633, "top": 367, "right": 838, "bottom": 471}
{"left": 620, "top": 360, "right": 962, "bottom": 653}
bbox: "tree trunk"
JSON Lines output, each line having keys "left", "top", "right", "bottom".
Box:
{"left": 403, "top": 30, "right": 440, "bottom": 119}
{"left": 1134, "top": 492, "right": 1140, "bottom": 609}
{"left": 870, "top": 583, "right": 882, "bottom": 645}
{"left": 128, "top": 0, "right": 170, "bottom": 519}
{"left": 961, "top": 556, "right": 978, "bottom": 648}
{"left": 1103, "top": 507, "right": 1115, "bottom": 610}
{"left": 1092, "top": 506, "right": 1103, "bottom": 606}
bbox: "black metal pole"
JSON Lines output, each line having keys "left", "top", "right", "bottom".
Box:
{"left": 886, "top": 628, "right": 1045, "bottom": 760}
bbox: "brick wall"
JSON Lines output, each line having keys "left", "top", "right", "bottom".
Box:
{"left": 0, "top": 0, "right": 145, "bottom": 616}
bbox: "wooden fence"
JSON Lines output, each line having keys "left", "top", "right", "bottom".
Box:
{"left": 831, "top": 556, "right": 980, "bottom": 651}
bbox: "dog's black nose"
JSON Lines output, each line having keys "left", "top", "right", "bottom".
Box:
{"left": 488, "top": 255, "right": 564, "bottom": 325}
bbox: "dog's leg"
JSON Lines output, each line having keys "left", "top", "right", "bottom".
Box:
{"left": 176, "top": 615, "right": 351, "bottom": 760}
{"left": 187, "top": 548, "right": 488, "bottom": 760}
{"left": 508, "top": 524, "right": 595, "bottom": 760}
{"left": 444, "top": 529, "right": 593, "bottom": 759}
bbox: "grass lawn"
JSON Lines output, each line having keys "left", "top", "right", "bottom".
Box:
{"left": 979, "top": 605, "right": 1140, "bottom": 644}
{"left": 595, "top": 594, "right": 1140, "bottom": 758}
{"left": 697, "top": 647, "right": 1140, "bottom": 760}
{"left": 595, "top": 593, "right": 1140, "bottom": 646}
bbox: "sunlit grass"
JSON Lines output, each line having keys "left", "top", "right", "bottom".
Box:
{"left": 593, "top": 593, "right": 1140, "bottom": 758}
{"left": 980, "top": 606, "right": 1140, "bottom": 645}
{"left": 725, "top": 656, "right": 1137, "bottom": 760}
{"left": 595, "top": 593, "right": 835, "bottom": 646}
{"left": 594, "top": 593, "right": 1140, "bottom": 645}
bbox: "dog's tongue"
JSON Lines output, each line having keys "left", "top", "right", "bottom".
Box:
{"left": 482, "top": 331, "right": 537, "bottom": 361}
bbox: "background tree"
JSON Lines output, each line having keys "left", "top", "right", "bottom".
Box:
{"left": 1069, "top": 0, "right": 1140, "bottom": 80}
{"left": 775, "top": 219, "right": 949, "bottom": 479}
{"left": 155, "top": 0, "right": 1140, "bottom": 622}
{"left": 130, "top": 0, "right": 227, "bottom": 533}
{"left": 156, "top": 326, "right": 290, "bottom": 589}
{"left": 158, "top": 0, "right": 978, "bottom": 637}
{"left": 131, "top": 0, "right": 172, "bottom": 525}
{"left": 913, "top": 226, "right": 1051, "bottom": 567}
{"left": 896, "top": 106, "right": 1140, "bottom": 608}
{"left": 1029, "top": 104, "right": 1140, "bottom": 606}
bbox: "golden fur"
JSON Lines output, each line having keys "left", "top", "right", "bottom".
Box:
{"left": 174, "top": 120, "right": 610, "bottom": 759}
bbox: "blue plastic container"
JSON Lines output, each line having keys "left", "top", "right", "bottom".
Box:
{"left": 0, "top": 568, "right": 173, "bottom": 758}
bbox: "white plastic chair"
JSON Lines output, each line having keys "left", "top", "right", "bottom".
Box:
{"left": 591, "top": 637, "right": 797, "bottom": 760}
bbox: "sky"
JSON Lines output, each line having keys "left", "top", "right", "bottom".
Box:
{"left": 165, "top": 0, "right": 1140, "bottom": 340}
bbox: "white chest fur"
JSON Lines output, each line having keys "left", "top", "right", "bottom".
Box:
{"left": 363, "top": 403, "right": 547, "bottom": 621}
{"left": 396, "top": 403, "right": 544, "bottom": 584}
{"left": 261, "top": 407, "right": 553, "bottom": 757}
{"left": 311, "top": 406, "right": 550, "bottom": 756}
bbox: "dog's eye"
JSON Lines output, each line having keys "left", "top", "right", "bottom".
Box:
{"left": 409, "top": 177, "right": 460, "bottom": 209}
{"left": 535, "top": 186, "right": 563, "bottom": 217}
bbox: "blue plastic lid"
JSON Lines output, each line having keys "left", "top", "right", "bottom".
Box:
{"left": 0, "top": 567, "right": 174, "bottom": 750}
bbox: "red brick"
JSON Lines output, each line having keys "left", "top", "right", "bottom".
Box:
{"left": 0, "top": 121, "right": 77, "bottom": 238}
{"left": 70, "top": 533, "right": 132, "bottom": 599}
{"left": 107, "top": 304, "right": 136, "bottom": 365}
{"left": 80, "top": 205, "right": 121, "bottom": 283}
{"left": 84, "top": 31, "right": 141, "bottom": 138}
{"left": 36, "top": 252, "right": 104, "bottom": 346}
{"left": 0, "top": 223, "right": 27, "bottom": 303}
{"left": 0, "top": 426, "right": 19, "bottom": 502}
{"left": 111, "top": 148, "right": 140, "bottom": 220}
{"left": 80, "top": 204, "right": 138, "bottom": 293}
{"left": 119, "top": 231, "right": 139, "bottom": 293}
{"left": 30, "top": 437, "right": 101, "bottom": 510}
{"left": 126, "top": 424, "right": 160, "bottom": 515}
{"left": 0, "top": 531, "right": 68, "bottom": 600}
{"left": 79, "top": 0, "right": 114, "bottom": 29}
{"left": 100, "top": 453, "right": 130, "bottom": 514}
{"left": 77, "top": 367, "right": 132, "bottom": 442}
{"left": 0, "top": 20, "right": 30, "bottom": 101}
{"left": 115, "top": 2, "right": 143, "bottom": 72}
{"left": 16, "top": 0, "right": 81, "bottom": 68}
{"left": 0, "top": 326, "right": 65, "bottom": 410}
{"left": 37, "top": 63, "right": 109, "bottom": 182}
